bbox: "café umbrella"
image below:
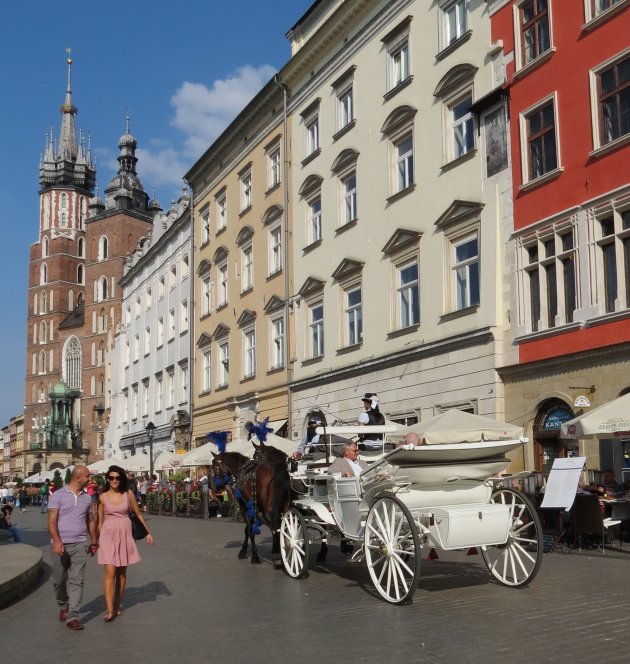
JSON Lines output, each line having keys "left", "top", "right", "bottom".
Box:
{"left": 561, "top": 392, "right": 630, "bottom": 439}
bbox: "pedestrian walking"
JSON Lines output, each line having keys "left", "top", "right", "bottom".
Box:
{"left": 47, "top": 465, "right": 98, "bottom": 631}
{"left": 97, "top": 465, "right": 153, "bottom": 622}
{"left": 40, "top": 480, "right": 50, "bottom": 513}
{"left": 18, "top": 486, "right": 27, "bottom": 512}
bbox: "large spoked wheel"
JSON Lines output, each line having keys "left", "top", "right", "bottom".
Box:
{"left": 364, "top": 495, "right": 421, "bottom": 604}
{"left": 481, "top": 488, "right": 543, "bottom": 587}
{"left": 280, "top": 508, "right": 310, "bottom": 579}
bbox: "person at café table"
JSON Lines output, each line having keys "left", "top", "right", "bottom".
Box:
{"left": 597, "top": 469, "right": 624, "bottom": 498}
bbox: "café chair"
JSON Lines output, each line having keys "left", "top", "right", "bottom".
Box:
{"left": 573, "top": 494, "right": 621, "bottom": 554}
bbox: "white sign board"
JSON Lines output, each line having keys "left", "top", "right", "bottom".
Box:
{"left": 540, "top": 456, "right": 586, "bottom": 511}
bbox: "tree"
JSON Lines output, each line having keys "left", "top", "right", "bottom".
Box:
{"left": 64, "top": 468, "right": 72, "bottom": 485}
{"left": 53, "top": 470, "right": 63, "bottom": 490}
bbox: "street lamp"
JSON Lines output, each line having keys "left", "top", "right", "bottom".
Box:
{"left": 145, "top": 421, "right": 156, "bottom": 479}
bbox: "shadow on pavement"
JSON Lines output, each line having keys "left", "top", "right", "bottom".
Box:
{"left": 80, "top": 580, "right": 172, "bottom": 624}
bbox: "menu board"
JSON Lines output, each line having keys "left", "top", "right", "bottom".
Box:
{"left": 540, "top": 457, "right": 586, "bottom": 511}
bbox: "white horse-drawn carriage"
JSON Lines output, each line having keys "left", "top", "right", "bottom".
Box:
{"left": 279, "top": 423, "right": 543, "bottom": 604}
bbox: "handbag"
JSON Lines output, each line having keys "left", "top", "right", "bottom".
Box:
{"left": 129, "top": 511, "right": 148, "bottom": 541}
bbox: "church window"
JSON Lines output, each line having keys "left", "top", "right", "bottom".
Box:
{"left": 98, "top": 236, "right": 109, "bottom": 261}
{"left": 40, "top": 263, "right": 47, "bottom": 285}
{"left": 42, "top": 236, "right": 49, "bottom": 258}
{"left": 77, "top": 264, "right": 84, "bottom": 284}
{"left": 77, "top": 238, "right": 85, "bottom": 257}
{"left": 39, "top": 351, "right": 46, "bottom": 374}
{"left": 39, "top": 321, "right": 47, "bottom": 344}
{"left": 98, "top": 276, "right": 108, "bottom": 301}
{"left": 41, "top": 291, "right": 47, "bottom": 315}
{"left": 63, "top": 336, "right": 82, "bottom": 389}
{"left": 33, "top": 293, "right": 38, "bottom": 315}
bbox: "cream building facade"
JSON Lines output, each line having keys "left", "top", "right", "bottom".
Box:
{"left": 187, "top": 80, "right": 292, "bottom": 445}
{"left": 282, "top": 0, "right": 517, "bottom": 438}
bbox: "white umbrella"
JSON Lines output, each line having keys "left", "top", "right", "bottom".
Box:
{"left": 402, "top": 410, "right": 523, "bottom": 445}
{"left": 88, "top": 456, "right": 125, "bottom": 474}
{"left": 125, "top": 454, "right": 152, "bottom": 472}
{"left": 154, "top": 451, "right": 183, "bottom": 470}
{"left": 24, "top": 472, "right": 44, "bottom": 483}
{"left": 181, "top": 438, "right": 254, "bottom": 466}
{"left": 561, "top": 393, "right": 630, "bottom": 439}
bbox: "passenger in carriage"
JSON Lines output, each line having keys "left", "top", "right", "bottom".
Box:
{"left": 328, "top": 441, "right": 368, "bottom": 478}
{"left": 397, "top": 431, "right": 420, "bottom": 448}
{"left": 357, "top": 393, "right": 386, "bottom": 451}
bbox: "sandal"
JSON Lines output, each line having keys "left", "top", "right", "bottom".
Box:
{"left": 103, "top": 612, "right": 115, "bottom": 622}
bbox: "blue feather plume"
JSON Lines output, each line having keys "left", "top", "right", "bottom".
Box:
{"left": 206, "top": 430, "right": 229, "bottom": 454}
{"left": 251, "top": 417, "right": 273, "bottom": 443}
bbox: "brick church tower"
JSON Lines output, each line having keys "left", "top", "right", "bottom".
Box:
{"left": 23, "top": 58, "right": 155, "bottom": 473}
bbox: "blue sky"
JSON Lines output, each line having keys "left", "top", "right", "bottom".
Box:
{"left": 0, "top": 0, "right": 313, "bottom": 426}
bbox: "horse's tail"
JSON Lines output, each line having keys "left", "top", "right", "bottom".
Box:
{"left": 271, "top": 462, "right": 291, "bottom": 532}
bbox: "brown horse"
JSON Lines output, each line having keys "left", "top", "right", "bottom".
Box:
{"left": 210, "top": 451, "right": 290, "bottom": 564}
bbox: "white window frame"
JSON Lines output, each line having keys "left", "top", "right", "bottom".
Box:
{"left": 344, "top": 285, "right": 363, "bottom": 347}
{"left": 439, "top": 0, "right": 468, "bottom": 51}
{"left": 131, "top": 384, "right": 138, "bottom": 421}
{"left": 584, "top": 0, "right": 627, "bottom": 23}
{"left": 341, "top": 171, "right": 357, "bottom": 226}
{"left": 451, "top": 232, "right": 480, "bottom": 311}
{"left": 513, "top": 0, "right": 554, "bottom": 72}
{"left": 216, "top": 192, "right": 227, "bottom": 231}
{"left": 269, "top": 223, "right": 282, "bottom": 276}
{"left": 309, "top": 301, "right": 325, "bottom": 359}
{"left": 166, "top": 369, "right": 174, "bottom": 409}
{"left": 396, "top": 259, "right": 420, "bottom": 329}
{"left": 201, "top": 275, "right": 212, "bottom": 316}
{"left": 388, "top": 37, "right": 410, "bottom": 91}
{"left": 218, "top": 341, "right": 229, "bottom": 387}
{"left": 268, "top": 146, "right": 281, "bottom": 189}
{"left": 588, "top": 49, "right": 630, "bottom": 152}
{"left": 201, "top": 208, "right": 210, "bottom": 245}
{"left": 241, "top": 243, "right": 254, "bottom": 292}
{"left": 201, "top": 349, "right": 212, "bottom": 394}
{"left": 217, "top": 261, "right": 228, "bottom": 307}
{"left": 394, "top": 132, "right": 414, "bottom": 194}
{"left": 305, "top": 115, "right": 320, "bottom": 157}
{"left": 142, "top": 380, "right": 149, "bottom": 417}
{"left": 519, "top": 92, "right": 561, "bottom": 186}
{"left": 270, "top": 315, "right": 285, "bottom": 370}
{"left": 308, "top": 196, "right": 322, "bottom": 245}
{"left": 155, "top": 373, "right": 163, "bottom": 412}
{"left": 337, "top": 85, "right": 354, "bottom": 130}
{"left": 445, "top": 90, "right": 475, "bottom": 162}
{"left": 243, "top": 326, "right": 256, "bottom": 379}
{"left": 240, "top": 169, "right": 252, "bottom": 211}
{"left": 179, "top": 362, "right": 188, "bottom": 405}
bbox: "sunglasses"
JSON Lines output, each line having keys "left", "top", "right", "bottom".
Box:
{"left": 107, "top": 475, "right": 121, "bottom": 481}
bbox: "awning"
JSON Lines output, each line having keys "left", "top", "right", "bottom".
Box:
{"left": 266, "top": 419, "right": 287, "bottom": 434}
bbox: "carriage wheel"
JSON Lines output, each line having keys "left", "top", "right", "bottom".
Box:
{"left": 280, "top": 508, "right": 310, "bottom": 579}
{"left": 365, "top": 495, "right": 421, "bottom": 604}
{"left": 481, "top": 488, "right": 543, "bottom": 587}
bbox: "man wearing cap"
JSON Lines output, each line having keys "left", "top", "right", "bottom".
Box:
{"left": 357, "top": 393, "right": 386, "bottom": 451}
{"left": 293, "top": 419, "right": 323, "bottom": 460}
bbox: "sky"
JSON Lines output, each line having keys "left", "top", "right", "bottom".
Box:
{"left": 0, "top": 0, "right": 314, "bottom": 426}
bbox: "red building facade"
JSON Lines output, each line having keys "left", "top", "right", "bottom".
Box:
{"left": 493, "top": 0, "right": 630, "bottom": 478}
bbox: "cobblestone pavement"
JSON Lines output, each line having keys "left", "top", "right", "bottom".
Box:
{"left": 2, "top": 508, "right": 630, "bottom": 663}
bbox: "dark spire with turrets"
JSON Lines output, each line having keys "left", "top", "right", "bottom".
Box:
{"left": 39, "top": 54, "right": 96, "bottom": 194}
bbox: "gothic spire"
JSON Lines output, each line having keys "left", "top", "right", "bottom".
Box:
{"left": 58, "top": 52, "right": 78, "bottom": 161}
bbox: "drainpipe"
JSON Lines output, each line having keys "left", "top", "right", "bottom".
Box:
{"left": 183, "top": 178, "right": 194, "bottom": 452}
{"left": 273, "top": 75, "right": 292, "bottom": 439}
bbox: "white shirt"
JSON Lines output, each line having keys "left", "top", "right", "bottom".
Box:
{"left": 346, "top": 459, "right": 364, "bottom": 477}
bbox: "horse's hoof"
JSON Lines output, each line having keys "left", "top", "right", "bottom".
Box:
{"left": 251, "top": 556, "right": 262, "bottom": 565}
{"left": 238, "top": 551, "right": 248, "bottom": 560}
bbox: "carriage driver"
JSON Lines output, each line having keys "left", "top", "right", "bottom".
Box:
{"left": 292, "top": 419, "right": 325, "bottom": 460}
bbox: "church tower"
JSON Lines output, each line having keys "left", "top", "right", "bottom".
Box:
{"left": 23, "top": 57, "right": 155, "bottom": 475}
{"left": 24, "top": 56, "right": 95, "bottom": 473}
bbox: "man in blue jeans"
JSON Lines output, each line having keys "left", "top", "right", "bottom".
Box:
{"left": 47, "top": 466, "right": 98, "bottom": 630}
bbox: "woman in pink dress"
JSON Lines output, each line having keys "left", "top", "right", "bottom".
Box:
{"left": 98, "top": 465, "right": 154, "bottom": 621}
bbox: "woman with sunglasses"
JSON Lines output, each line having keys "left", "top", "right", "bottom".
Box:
{"left": 97, "top": 465, "right": 154, "bottom": 621}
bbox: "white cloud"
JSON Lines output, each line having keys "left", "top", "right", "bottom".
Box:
{"left": 171, "top": 64, "right": 277, "bottom": 159}
{"left": 136, "top": 147, "right": 189, "bottom": 190}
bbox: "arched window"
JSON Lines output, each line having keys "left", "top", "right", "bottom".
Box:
{"left": 42, "top": 236, "right": 49, "bottom": 258}
{"left": 33, "top": 293, "right": 38, "bottom": 315}
{"left": 41, "top": 291, "right": 47, "bottom": 314}
{"left": 77, "top": 291, "right": 84, "bottom": 305}
{"left": 63, "top": 336, "right": 82, "bottom": 389}
{"left": 60, "top": 193, "right": 68, "bottom": 228}
{"left": 98, "top": 236, "right": 109, "bottom": 261}
{"left": 77, "top": 264, "right": 84, "bottom": 285}
{"left": 40, "top": 263, "right": 48, "bottom": 285}
{"left": 98, "top": 276, "right": 108, "bottom": 301}
{"left": 99, "top": 308, "right": 107, "bottom": 332}
{"left": 39, "top": 320, "right": 46, "bottom": 344}
{"left": 39, "top": 350, "right": 46, "bottom": 374}
{"left": 77, "top": 237, "right": 85, "bottom": 258}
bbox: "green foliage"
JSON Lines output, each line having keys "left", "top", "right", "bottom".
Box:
{"left": 16, "top": 478, "right": 24, "bottom": 488}
{"left": 169, "top": 471, "right": 188, "bottom": 483}
{"left": 53, "top": 470, "right": 63, "bottom": 490}
{"left": 64, "top": 468, "right": 72, "bottom": 484}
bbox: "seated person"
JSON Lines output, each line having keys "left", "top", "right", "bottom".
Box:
{"left": 598, "top": 469, "right": 624, "bottom": 497}
{"left": 357, "top": 393, "right": 386, "bottom": 452}
{"left": 0, "top": 505, "right": 21, "bottom": 543}
{"left": 328, "top": 441, "right": 368, "bottom": 478}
